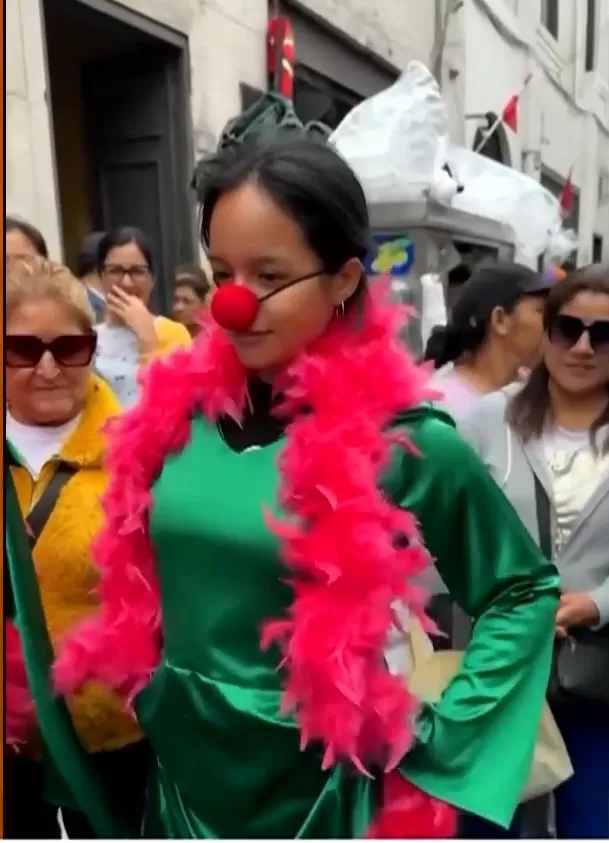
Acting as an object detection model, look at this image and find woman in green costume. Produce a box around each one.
[53,136,560,838]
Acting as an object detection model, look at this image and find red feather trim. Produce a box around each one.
[367,773,457,838]
[5,620,35,747]
[54,284,435,780]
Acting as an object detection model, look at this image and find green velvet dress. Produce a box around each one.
[132,404,559,838]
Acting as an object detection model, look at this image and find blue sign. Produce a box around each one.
[365,234,415,277]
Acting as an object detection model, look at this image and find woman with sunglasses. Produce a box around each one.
[53,136,559,838]
[94,227,192,408]
[459,265,609,839]
[4,256,150,838]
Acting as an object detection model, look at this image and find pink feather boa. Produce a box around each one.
[5,620,35,747]
[54,287,455,836]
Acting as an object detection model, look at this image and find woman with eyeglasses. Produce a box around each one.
[94,227,191,407]
[459,265,609,839]
[4,256,150,838]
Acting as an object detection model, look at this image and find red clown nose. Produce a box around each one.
[210,284,260,333]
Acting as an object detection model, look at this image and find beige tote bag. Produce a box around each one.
[406,618,573,802]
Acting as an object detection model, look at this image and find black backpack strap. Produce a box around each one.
[26,463,78,548]
[4,452,77,615]
[533,474,553,560]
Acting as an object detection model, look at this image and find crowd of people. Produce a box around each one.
[4,134,608,840]
[6,216,211,374]
[425,260,609,839]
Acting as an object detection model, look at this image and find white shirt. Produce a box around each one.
[543,425,609,554]
[6,412,81,478]
[430,365,483,423]
[94,322,141,409]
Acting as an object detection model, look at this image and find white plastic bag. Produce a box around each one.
[446,145,578,265]
[331,61,449,204]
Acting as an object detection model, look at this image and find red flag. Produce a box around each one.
[559,168,574,216]
[501,94,519,132]
[500,73,532,133]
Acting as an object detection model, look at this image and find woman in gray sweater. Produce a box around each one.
[459,264,609,839]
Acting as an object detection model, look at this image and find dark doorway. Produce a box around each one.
[293,66,361,130]
[43,0,195,314]
[240,70,360,132]
[472,112,512,166]
[280,0,396,131]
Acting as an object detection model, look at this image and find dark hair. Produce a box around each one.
[424,261,546,369]
[75,231,106,278]
[6,216,48,258]
[96,226,154,274]
[192,135,371,309]
[507,263,609,450]
[174,264,210,299]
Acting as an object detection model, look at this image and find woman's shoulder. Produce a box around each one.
[89,373,121,414]
[389,404,485,485]
[58,376,120,469]
[154,315,192,349]
[456,384,523,465]
[460,384,519,429]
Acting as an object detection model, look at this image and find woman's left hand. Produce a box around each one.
[107,286,158,354]
[556,592,600,629]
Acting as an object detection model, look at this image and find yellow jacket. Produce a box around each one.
[139,315,192,364]
[9,376,142,754]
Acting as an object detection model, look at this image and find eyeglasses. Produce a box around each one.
[549,314,609,352]
[6,334,97,368]
[102,264,150,284]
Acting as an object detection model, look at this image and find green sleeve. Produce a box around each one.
[4,459,128,837]
[5,441,24,621]
[385,413,559,828]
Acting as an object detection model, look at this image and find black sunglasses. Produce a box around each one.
[6,334,97,368]
[549,314,609,352]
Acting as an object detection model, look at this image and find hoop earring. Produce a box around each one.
[336,301,345,317]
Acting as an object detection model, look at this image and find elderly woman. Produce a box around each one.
[4,256,150,839]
